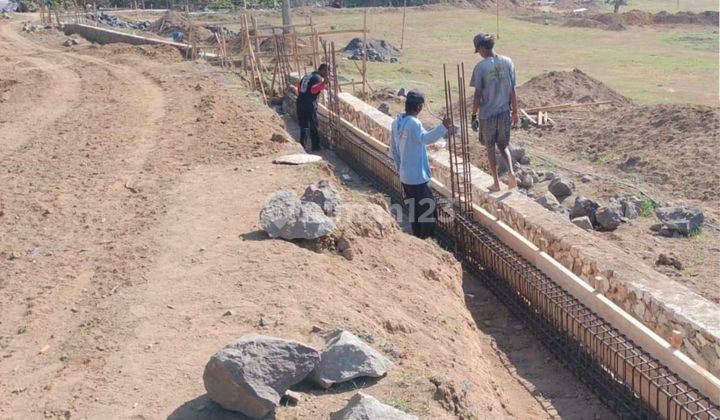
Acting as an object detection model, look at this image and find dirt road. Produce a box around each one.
[0,19,612,418]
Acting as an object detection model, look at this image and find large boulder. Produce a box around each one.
[259,189,336,240]
[203,334,320,419]
[302,180,342,217]
[548,177,575,200]
[330,393,418,420]
[309,330,392,389]
[535,192,562,213]
[655,205,704,236]
[595,206,622,231]
[569,196,600,224]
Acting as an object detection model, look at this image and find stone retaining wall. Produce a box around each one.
[328,91,720,377]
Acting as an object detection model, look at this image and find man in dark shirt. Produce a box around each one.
[295,64,329,151]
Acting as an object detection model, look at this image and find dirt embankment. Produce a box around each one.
[520,9,719,30]
[1,21,612,419]
[561,103,719,202]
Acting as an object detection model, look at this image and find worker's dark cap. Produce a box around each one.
[473,33,494,51]
[405,90,425,105]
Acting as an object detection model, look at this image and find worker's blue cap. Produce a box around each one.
[406,90,425,105]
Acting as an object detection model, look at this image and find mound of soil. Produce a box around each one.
[654,10,719,25]
[577,10,718,30]
[564,16,621,30]
[517,68,632,108]
[86,43,185,63]
[562,104,719,202]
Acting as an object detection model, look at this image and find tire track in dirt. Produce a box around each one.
[0,23,82,158]
[0,22,166,418]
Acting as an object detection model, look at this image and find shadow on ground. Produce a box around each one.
[460,269,616,419]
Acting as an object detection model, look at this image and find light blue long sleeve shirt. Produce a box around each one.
[390,114,448,185]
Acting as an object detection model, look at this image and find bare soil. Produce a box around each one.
[0,18,612,419]
[517,9,719,30]
[516,68,633,108]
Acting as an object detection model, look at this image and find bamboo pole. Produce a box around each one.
[400,0,406,50]
[362,10,368,99]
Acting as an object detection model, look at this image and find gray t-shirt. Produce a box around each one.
[469,54,516,119]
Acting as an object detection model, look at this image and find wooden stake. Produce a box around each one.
[400,0,407,50]
[362,10,368,99]
[496,0,500,39]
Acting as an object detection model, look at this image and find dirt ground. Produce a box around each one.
[0,18,613,419]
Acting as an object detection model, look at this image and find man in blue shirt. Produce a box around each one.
[390,90,451,239]
[469,33,519,192]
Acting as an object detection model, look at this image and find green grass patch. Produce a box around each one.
[689,228,709,241]
[638,199,655,217]
[663,32,719,52]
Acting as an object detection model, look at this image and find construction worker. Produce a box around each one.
[295,64,329,151]
[390,90,452,239]
[469,33,519,191]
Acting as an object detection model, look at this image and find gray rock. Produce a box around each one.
[273,154,323,165]
[572,216,593,231]
[377,103,390,116]
[595,206,622,231]
[535,193,562,212]
[396,87,406,97]
[580,174,593,183]
[519,155,531,165]
[548,177,575,200]
[309,330,392,389]
[302,180,341,217]
[518,172,534,189]
[569,196,600,224]
[259,189,336,240]
[655,205,704,236]
[621,199,638,219]
[203,334,320,419]
[330,393,418,420]
[543,172,556,181]
[508,144,526,163]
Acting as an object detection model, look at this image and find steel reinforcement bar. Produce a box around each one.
[318,106,720,419]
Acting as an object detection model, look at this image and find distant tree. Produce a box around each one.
[605,0,627,13]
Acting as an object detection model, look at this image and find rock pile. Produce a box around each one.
[203,331,404,418]
[95,12,151,30]
[343,38,401,63]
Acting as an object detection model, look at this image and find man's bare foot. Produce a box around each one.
[507,174,518,189]
[488,183,501,192]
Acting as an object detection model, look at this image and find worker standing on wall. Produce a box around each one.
[295,64,329,152]
[390,90,452,239]
[469,33,519,192]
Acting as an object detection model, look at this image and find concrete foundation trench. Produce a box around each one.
[282,80,720,418]
[62,23,720,419]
